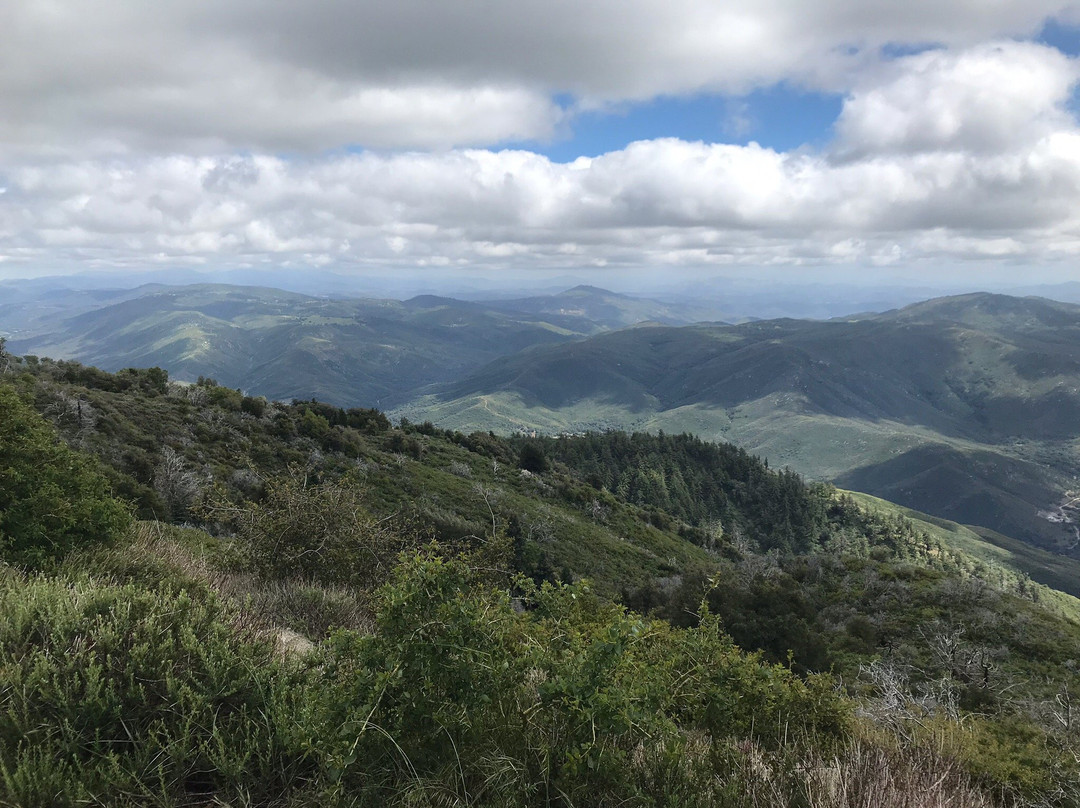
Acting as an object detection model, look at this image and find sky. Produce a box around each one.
[2,1,1080,286]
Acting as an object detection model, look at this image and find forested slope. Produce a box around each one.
[398,293,1080,560]
[2,353,1080,805]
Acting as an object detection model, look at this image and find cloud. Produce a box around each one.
[5,120,1080,271]
[2,5,1080,274]
[0,0,1075,154]
[837,41,1079,155]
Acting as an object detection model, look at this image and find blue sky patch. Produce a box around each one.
[518,85,844,162]
[1037,18,1080,56]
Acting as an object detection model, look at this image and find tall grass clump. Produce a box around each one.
[206,470,409,587]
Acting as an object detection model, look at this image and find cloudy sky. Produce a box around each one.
[2,1,1080,282]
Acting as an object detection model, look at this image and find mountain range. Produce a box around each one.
[397,293,1080,558]
[5,283,715,408]
[7,281,1080,569]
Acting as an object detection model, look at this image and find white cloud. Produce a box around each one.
[0,0,1075,154]
[837,41,1079,155]
[5,110,1080,271]
[2,5,1080,273]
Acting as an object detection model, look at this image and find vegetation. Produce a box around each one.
[0,534,1007,808]
[0,385,129,567]
[2,356,1080,805]
[6,283,710,412]
[396,293,1080,561]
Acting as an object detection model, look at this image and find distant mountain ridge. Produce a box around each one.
[476,284,726,329]
[4,282,718,408]
[396,293,1080,558]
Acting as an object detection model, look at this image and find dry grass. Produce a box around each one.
[627,732,997,808]
[792,742,995,808]
[93,521,375,648]
[712,738,997,808]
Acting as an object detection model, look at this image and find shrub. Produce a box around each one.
[241,395,267,417]
[0,385,131,567]
[209,471,409,586]
[314,547,851,806]
[299,409,331,441]
[0,574,306,806]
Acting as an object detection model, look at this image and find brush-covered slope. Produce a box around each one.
[5,356,1080,804]
[397,293,1080,557]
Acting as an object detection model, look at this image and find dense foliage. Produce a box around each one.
[0,543,856,807]
[0,570,302,806]
[2,356,1080,804]
[0,384,130,566]
[527,431,898,553]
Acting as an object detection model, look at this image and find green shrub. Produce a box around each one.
[313,546,851,806]
[0,385,131,567]
[0,574,306,806]
[241,394,267,417]
[210,471,409,586]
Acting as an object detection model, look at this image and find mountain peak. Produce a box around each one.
[559,284,619,297]
[880,291,1080,329]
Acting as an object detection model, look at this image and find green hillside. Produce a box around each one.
[5,284,590,408]
[846,490,1080,602]
[4,283,720,410]
[396,293,1080,560]
[4,355,1080,803]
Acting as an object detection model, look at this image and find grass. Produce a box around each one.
[78,521,375,643]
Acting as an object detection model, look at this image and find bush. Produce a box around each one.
[313,547,851,806]
[241,395,267,417]
[0,385,131,567]
[0,574,305,806]
[209,471,409,586]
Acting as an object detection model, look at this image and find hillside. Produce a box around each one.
[478,284,725,329]
[6,284,587,408]
[2,282,725,409]
[3,356,1080,804]
[396,293,1080,560]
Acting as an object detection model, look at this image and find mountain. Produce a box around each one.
[13,282,1080,562]
[4,284,602,408]
[477,284,726,329]
[3,282,727,409]
[395,293,1080,558]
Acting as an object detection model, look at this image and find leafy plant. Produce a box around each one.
[207,470,409,586]
[0,385,130,567]
[0,573,307,806]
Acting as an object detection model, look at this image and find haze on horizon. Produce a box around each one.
[1,1,1080,290]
